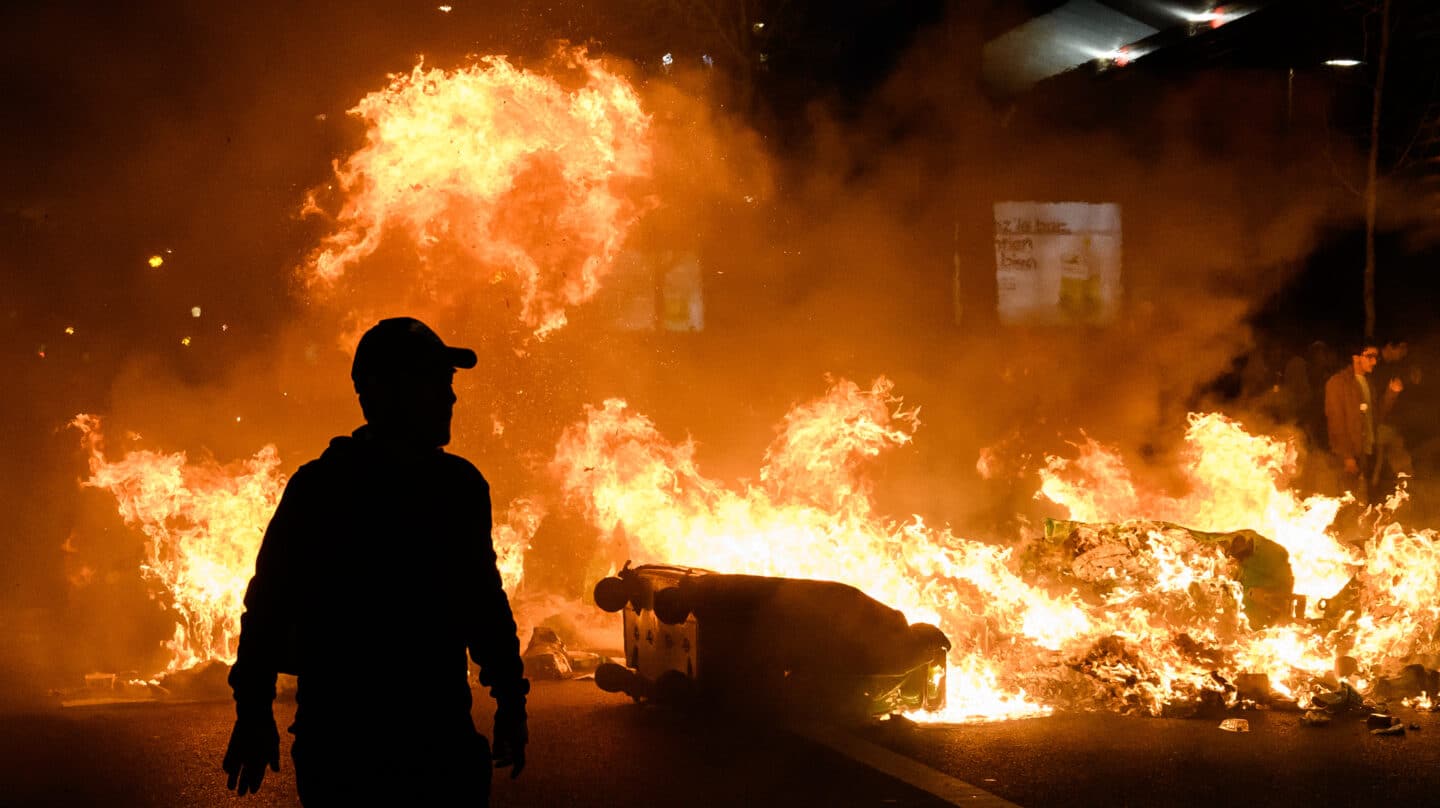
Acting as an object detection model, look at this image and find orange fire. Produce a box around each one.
[72,415,536,676]
[302,48,653,338]
[66,30,1440,721]
[72,415,287,674]
[77,374,1440,717]
[552,380,1440,720]
[1039,413,1355,601]
[551,378,1064,720]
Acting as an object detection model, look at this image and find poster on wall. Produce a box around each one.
[993,201,1122,326]
[606,251,705,332]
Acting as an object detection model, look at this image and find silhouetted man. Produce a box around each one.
[222,317,528,805]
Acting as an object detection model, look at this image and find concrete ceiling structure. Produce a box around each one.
[981,1,1270,97]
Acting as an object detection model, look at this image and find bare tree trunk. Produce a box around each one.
[1364,0,1391,339]
[737,1,754,113]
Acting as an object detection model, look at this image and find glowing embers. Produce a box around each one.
[302,48,654,338]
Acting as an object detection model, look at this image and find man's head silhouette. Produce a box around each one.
[351,317,477,448]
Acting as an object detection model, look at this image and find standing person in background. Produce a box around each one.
[222,317,529,806]
[1303,341,1339,449]
[1374,336,1419,489]
[1279,348,1312,430]
[1325,340,1401,503]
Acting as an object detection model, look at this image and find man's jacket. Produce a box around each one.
[228,426,527,734]
[1324,368,1397,462]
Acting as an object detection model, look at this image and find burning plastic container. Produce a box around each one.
[591,563,949,721]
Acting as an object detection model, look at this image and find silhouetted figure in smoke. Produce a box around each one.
[222,317,528,805]
[1375,336,1419,484]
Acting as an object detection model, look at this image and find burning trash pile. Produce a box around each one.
[70,375,1440,724]
[551,380,1440,723]
[1012,516,1437,723]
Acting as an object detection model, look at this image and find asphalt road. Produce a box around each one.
[8,680,1438,807]
[862,706,1440,808]
[0,680,956,807]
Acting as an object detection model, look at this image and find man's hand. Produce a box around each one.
[492,703,528,779]
[1344,456,1360,475]
[222,711,280,796]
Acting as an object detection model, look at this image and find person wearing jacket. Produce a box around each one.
[222,317,528,806]
[1325,340,1402,502]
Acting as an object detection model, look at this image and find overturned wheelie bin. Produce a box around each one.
[592,563,949,721]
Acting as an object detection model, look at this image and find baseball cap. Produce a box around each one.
[351,317,477,391]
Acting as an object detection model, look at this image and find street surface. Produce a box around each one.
[863,706,1440,807]
[5,680,1440,806]
[0,680,954,807]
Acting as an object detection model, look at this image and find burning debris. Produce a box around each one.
[67,357,1440,728]
[553,381,1440,722]
[520,626,610,680]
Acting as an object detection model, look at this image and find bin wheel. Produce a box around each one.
[593,577,629,613]
[654,669,695,705]
[653,586,691,625]
[595,662,639,695]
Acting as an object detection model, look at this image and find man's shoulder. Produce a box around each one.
[286,435,363,486]
[437,451,489,488]
[293,442,349,477]
[276,455,340,500]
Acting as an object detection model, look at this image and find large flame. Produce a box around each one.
[72,415,286,674]
[552,379,1440,720]
[74,381,1440,718]
[303,48,653,337]
[551,378,1061,721]
[1039,413,1354,600]
[73,415,536,675]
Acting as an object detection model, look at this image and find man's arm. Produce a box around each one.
[466,474,527,700]
[229,468,312,708]
[223,468,313,795]
[1324,375,1356,461]
[465,472,529,778]
[1379,378,1401,421]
